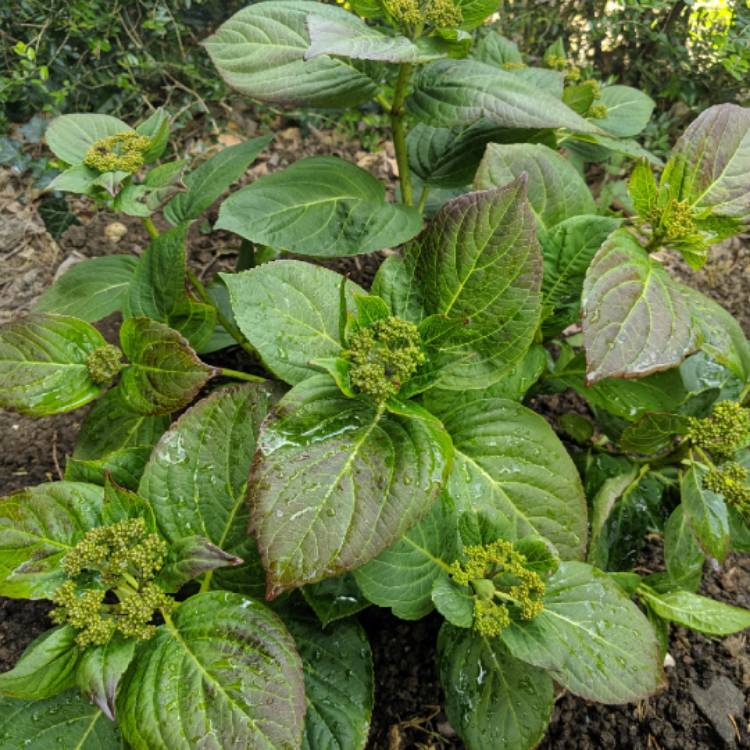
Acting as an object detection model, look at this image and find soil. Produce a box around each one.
[2,114,750,749]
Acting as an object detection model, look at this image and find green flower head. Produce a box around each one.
[86,344,123,385]
[83,132,151,174]
[703,462,750,513]
[688,401,750,459]
[344,316,425,402]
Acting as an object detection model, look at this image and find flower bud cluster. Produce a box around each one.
[449,539,545,638]
[345,316,425,402]
[83,132,151,174]
[85,344,123,385]
[688,401,750,459]
[52,519,174,648]
[703,461,750,514]
[383,0,462,29]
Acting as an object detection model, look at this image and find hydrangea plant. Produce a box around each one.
[1,2,750,748]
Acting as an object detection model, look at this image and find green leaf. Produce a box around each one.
[251,376,452,597]
[435,397,588,560]
[204,1,378,108]
[135,108,170,163]
[156,536,243,592]
[140,383,280,596]
[0,482,103,598]
[638,587,750,636]
[285,613,373,750]
[143,160,185,189]
[0,690,122,749]
[34,255,138,322]
[46,163,99,193]
[619,412,689,454]
[456,0,499,29]
[474,143,595,229]
[164,136,271,224]
[588,467,639,568]
[402,178,543,389]
[438,625,554,750]
[76,635,136,720]
[664,505,705,592]
[0,626,79,700]
[629,160,658,217]
[408,59,602,133]
[431,576,473,627]
[681,463,730,562]
[472,31,523,67]
[101,477,157,530]
[370,254,426,323]
[216,156,422,258]
[501,561,664,703]
[582,229,697,383]
[565,132,664,167]
[0,313,107,416]
[301,574,370,627]
[117,317,216,415]
[45,113,130,165]
[117,592,305,750]
[124,224,215,349]
[65,388,170,490]
[595,85,655,138]
[354,495,458,620]
[222,260,364,385]
[662,103,750,219]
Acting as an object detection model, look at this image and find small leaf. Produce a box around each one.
[582,229,697,383]
[595,85,655,138]
[301,574,370,627]
[216,156,422,258]
[46,164,99,194]
[431,576,473,628]
[117,317,216,416]
[472,31,523,67]
[117,592,305,750]
[0,482,103,599]
[680,463,730,562]
[34,255,138,322]
[76,635,136,720]
[664,505,704,592]
[438,625,554,750]
[222,260,365,385]
[620,412,689,454]
[45,114,130,165]
[135,108,170,162]
[0,313,107,416]
[501,561,664,703]
[164,135,271,224]
[156,536,243,592]
[629,160,658,217]
[0,626,79,700]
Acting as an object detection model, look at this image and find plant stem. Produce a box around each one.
[143,216,159,239]
[390,63,414,207]
[417,184,430,214]
[219,367,266,383]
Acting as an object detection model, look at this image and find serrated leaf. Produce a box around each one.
[0,313,107,416]
[301,574,370,627]
[0,626,79,700]
[471,31,523,66]
[65,388,170,490]
[619,412,689,454]
[664,505,704,592]
[222,260,364,386]
[400,179,543,389]
[216,156,422,258]
[434,397,588,560]
[140,383,280,596]
[370,254,426,323]
[431,576,473,627]
[164,135,271,224]
[117,592,305,750]
[474,143,595,228]
[117,317,215,415]
[438,625,554,750]
[251,376,452,597]
[681,463,730,562]
[204,1,378,108]
[156,536,243,593]
[638,587,750,635]
[581,229,697,383]
[34,256,138,322]
[285,613,373,750]
[501,561,664,703]
[76,635,136,720]
[45,114,131,165]
[565,132,664,166]
[124,224,215,349]
[0,690,122,749]
[354,495,458,619]
[595,85,655,138]
[0,482,103,599]
[408,59,602,133]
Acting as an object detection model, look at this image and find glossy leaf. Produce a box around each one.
[0,313,107,416]
[474,143,595,228]
[222,260,364,385]
[501,561,664,703]
[216,156,422,258]
[164,135,272,224]
[680,463,730,562]
[285,613,373,750]
[140,383,280,596]
[204,1,378,108]
[156,536,243,592]
[45,113,130,165]
[76,635,136,720]
[301,574,370,627]
[663,505,704,592]
[438,625,554,750]
[251,376,452,597]
[118,317,216,415]
[595,85,655,138]
[435,397,588,560]
[582,229,697,383]
[117,592,305,750]
[0,482,103,599]
[34,255,138,322]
